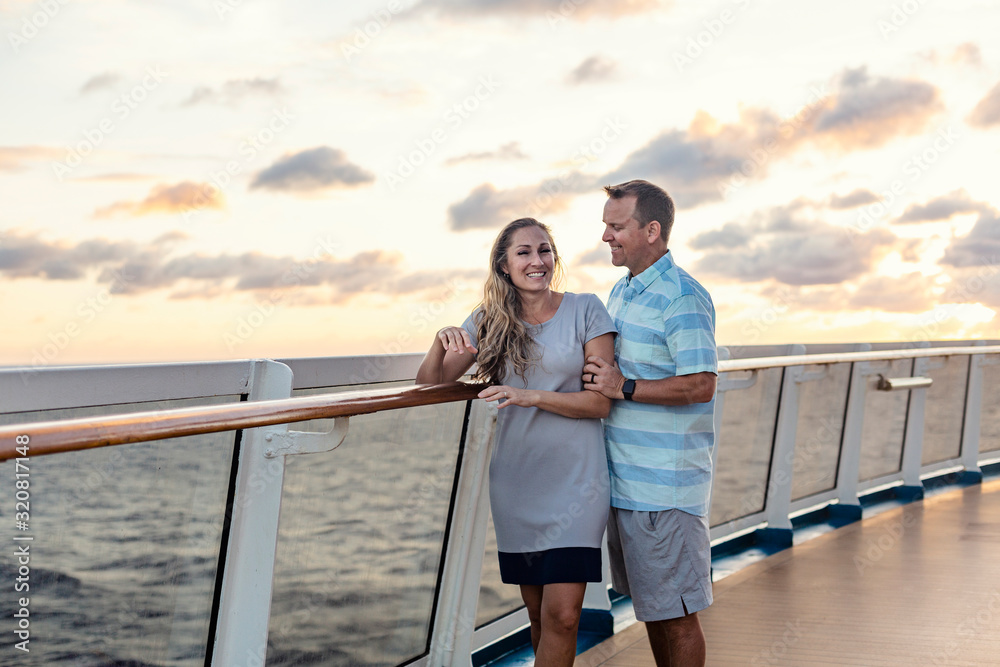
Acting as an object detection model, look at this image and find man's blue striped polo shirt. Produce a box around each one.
[605,250,718,517]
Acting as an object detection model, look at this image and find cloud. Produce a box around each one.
[940,207,1000,268]
[462,99,806,212]
[760,273,943,314]
[448,67,943,215]
[896,238,923,263]
[968,81,1000,129]
[920,42,983,67]
[93,181,225,218]
[110,250,482,304]
[806,67,942,150]
[250,147,374,192]
[0,232,140,280]
[950,42,982,66]
[828,188,878,210]
[692,202,897,285]
[107,249,402,296]
[182,87,215,107]
[567,55,618,85]
[80,72,121,95]
[0,231,478,304]
[688,222,753,250]
[847,273,940,312]
[181,77,283,106]
[74,172,154,182]
[0,145,63,171]
[602,107,788,207]
[447,178,579,230]
[896,189,986,223]
[603,67,942,204]
[449,107,789,215]
[943,269,1000,309]
[573,244,610,267]
[444,141,528,166]
[407,0,657,19]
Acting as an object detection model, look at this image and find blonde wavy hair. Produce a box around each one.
[472,218,565,385]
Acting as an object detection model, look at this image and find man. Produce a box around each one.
[583,179,717,667]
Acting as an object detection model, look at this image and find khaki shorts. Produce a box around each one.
[607,507,713,621]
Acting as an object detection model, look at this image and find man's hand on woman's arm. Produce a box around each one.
[584,355,716,406]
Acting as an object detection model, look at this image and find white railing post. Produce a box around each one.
[582,532,612,616]
[707,346,732,519]
[960,341,987,482]
[712,348,761,521]
[428,400,497,667]
[211,359,294,667]
[899,342,931,498]
[833,343,872,523]
[760,345,827,546]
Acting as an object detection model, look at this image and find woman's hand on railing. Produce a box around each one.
[415,327,477,385]
[436,327,477,355]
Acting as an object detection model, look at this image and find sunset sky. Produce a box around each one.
[2,0,999,368]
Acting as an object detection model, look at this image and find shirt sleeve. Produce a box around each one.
[663,293,717,376]
[582,293,617,343]
[461,310,479,348]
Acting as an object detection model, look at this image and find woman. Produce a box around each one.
[416,218,615,666]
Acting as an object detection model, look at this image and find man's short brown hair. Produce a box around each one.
[604,180,675,244]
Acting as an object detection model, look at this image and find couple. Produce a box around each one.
[416,179,717,667]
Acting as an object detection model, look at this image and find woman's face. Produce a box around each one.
[502,226,555,294]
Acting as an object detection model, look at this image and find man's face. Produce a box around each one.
[602,195,650,275]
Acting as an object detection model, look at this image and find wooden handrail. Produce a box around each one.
[0,382,484,461]
[2,345,997,462]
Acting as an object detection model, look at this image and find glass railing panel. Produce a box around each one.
[0,396,239,667]
[475,511,524,628]
[921,356,969,464]
[790,362,851,501]
[709,368,783,527]
[858,359,913,481]
[266,387,466,667]
[981,362,1000,455]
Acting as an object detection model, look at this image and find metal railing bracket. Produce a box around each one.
[876,375,933,391]
[262,416,350,457]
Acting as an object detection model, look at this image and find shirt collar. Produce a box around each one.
[626,251,674,294]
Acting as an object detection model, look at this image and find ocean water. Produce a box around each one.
[709,367,784,525]
[265,400,467,666]
[0,397,238,667]
[922,355,971,464]
[975,361,1000,455]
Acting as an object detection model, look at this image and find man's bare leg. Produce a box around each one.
[645,611,706,667]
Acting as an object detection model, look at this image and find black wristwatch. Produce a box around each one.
[622,379,636,401]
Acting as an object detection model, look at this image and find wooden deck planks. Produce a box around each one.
[577,480,1000,666]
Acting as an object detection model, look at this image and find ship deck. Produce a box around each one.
[577,478,1000,666]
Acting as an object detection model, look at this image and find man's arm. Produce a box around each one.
[583,356,715,406]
